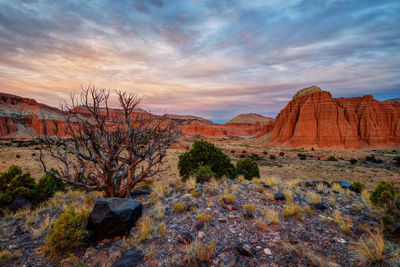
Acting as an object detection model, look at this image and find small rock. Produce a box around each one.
[178,232,193,244]
[196,222,204,230]
[7,196,31,211]
[263,248,272,255]
[274,193,286,201]
[111,249,144,267]
[198,231,205,239]
[243,211,254,218]
[223,205,238,211]
[334,180,351,189]
[236,243,254,257]
[129,190,150,197]
[312,203,328,211]
[263,184,271,189]
[218,217,227,223]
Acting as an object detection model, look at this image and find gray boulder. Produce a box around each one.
[111,249,144,267]
[87,198,142,240]
[7,196,31,211]
[334,180,351,189]
[274,193,286,201]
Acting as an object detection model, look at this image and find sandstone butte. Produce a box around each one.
[268,86,400,149]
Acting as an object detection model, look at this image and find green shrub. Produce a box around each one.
[0,193,12,206]
[242,150,247,154]
[366,155,383,163]
[327,156,337,161]
[297,153,306,160]
[236,158,260,180]
[279,152,284,156]
[370,181,398,208]
[190,164,215,183]
[0,165,65,208]
[350,182,365,193]
[269,155,276,160]
[380,197,400,233]
[37,169,65,201]
[349,158,358,165]
[393,156,400,167]
[44,207,86,256]
[249,153,262,161]
[0,165,22,185]
[263,151,268,155]
[178,141,237,180]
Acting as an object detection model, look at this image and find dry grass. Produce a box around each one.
[350,227,388,266]
[263,208,279,224]
[316,183,330,193]
[307,191,321,204]
[191,189,202,197]
[221,192,236,204]
[207,200,214,207]
[158,222,166,236]
[210,178,219,191]
[305,205,314,216]
[185,240,215,263]
[330,197,336,206]
[153,202,165,220]
[154,182,166,199]
[264,191,274,201]
[332,183,343,193]
[333,210,352,232]
[172,202,188,213]
[242,204,255,213]
[232,183,239,193]
[197,212,212,223]
[195,241,215,262]
[287,178,301,189]
[0,249,11,263]
[283,203,302,218]
[31,214,51,239]
[283,243,338,267]
[186,176,197,191]
[137,215,153,242]
[282,188,294,202]
[262,176,281,187]
[254,219,267,231]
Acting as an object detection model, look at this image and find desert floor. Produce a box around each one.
[1,139,399,191]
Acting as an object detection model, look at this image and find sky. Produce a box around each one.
[0,0,399,123]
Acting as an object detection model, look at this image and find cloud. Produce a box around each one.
[0,0,399,122]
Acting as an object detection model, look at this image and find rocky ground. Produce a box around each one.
[1,176,399,267]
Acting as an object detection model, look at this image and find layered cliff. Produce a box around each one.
[269,86,400,149]
[0,93,272,140]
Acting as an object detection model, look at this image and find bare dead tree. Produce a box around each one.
[37,85,179,197]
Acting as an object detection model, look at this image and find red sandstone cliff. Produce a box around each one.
[0,93,272,140]
[268,86,400,149]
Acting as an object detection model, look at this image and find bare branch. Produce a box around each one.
[37,85,179,197]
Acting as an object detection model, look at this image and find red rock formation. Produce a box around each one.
[269,86,400,149]
[0,92,273,140]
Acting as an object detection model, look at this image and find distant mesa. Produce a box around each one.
[226,113,274,124]
[0,87,399,150]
